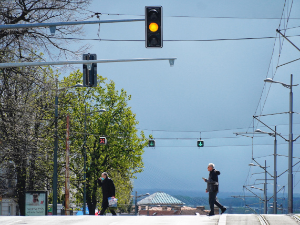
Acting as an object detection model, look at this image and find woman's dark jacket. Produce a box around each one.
[205,169,220,193]
[98,177,115,199]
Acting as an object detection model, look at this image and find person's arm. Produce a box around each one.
[111,180,116,197]
[207,172,218,184]
[97,178,103,187]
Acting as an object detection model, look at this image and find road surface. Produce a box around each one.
[1,214,300,225]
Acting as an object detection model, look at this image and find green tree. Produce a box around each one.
[56,70,147,215]
[0,53,57,215]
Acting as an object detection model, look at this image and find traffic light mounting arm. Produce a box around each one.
[0,57,177,68]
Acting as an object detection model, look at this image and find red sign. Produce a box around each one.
[99,137,107,145]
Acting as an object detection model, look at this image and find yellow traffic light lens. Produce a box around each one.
[149,23,159,32]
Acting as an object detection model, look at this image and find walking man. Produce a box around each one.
[97,172,117,215]
[203,163,226,216]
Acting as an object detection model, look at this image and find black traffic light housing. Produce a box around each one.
[197,140,204,147]
[145,6,163,48]
[99,137,107,145]
[83,53,97,87]
[149,139,155,147]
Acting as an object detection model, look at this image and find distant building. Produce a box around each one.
[0,161,18,215]
[137,191,219,216]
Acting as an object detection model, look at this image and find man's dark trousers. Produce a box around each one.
[209,192,224,214]
[99,199,116,215]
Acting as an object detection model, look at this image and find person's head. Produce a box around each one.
[207,163,215,171]
[101,172,108,179]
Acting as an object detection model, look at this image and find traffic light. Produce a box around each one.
[83,53,97,87]
[197,140,204,147]
[99,137,107,145]
[145,6,163,48]
[149,139,155,147]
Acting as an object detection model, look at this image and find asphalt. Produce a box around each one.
[0,215,220,225]
[263,214,299,225]
[0,214,300,225]
[225,214,261,225]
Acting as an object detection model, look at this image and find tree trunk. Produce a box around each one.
[86,173,98,215]
[16,165,27,216]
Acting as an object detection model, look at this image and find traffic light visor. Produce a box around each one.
[149,23,159,32]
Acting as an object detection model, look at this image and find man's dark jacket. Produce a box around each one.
[97,177,115,207]
[206,169,220,193]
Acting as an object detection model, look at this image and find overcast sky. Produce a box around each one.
[56,0,300,197]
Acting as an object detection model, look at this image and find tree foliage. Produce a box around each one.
[0,0,147,216]
[56,70,147,214]
[0,0,93,216]
[0,56,57,215]
[0,0,91,61]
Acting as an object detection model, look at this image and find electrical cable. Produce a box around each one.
[87,11,300,20]
[249,0,287,126]
[146,143,300,148]
[256,0,293,120]
[48,35,300,42]
[242,1,298,201]
[137,121,300,134]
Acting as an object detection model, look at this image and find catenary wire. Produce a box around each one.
[87,11,300,20]
[49,35,300,42]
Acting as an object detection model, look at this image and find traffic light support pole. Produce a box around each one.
[53,80,58,215]
[83,105,87,215]
[274,126,277,214]
[0,58,177,68]
[288,74,294,214]
[0,19,144,32]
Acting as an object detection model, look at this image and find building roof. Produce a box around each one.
[137,192,185,206]
[139,210,181,216]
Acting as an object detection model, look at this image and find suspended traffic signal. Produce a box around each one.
[149,140,155,147]
[145,6,163,48]
[197,140,204,147]
[83,53,97,87]
[99,137,107,145]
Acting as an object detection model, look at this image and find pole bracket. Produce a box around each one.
[49,26,56,36]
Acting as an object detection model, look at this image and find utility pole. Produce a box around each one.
[52,81,83,215]
[274,126,277,214]
[65,115,70,215]
[261,73,299,214]
[275,29,299,213]
[83,105,87,215]
[264,160,267,214]
[135,191,138,216]
[53,79,58,215]
[288,74,294,213]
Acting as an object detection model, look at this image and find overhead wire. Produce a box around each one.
[249,0,288,134]
[243,0,297,200]
[146,143,300,148]
[87,11,300,20]
[137,121,300,134]
[256,0,294,120]
[49,35,300,42]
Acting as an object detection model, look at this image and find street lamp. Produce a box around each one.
[249,160,268,214]
[255,127,278,214]
[250,186,264,191]
[264,74,299,213]
[53,82,83,215]
[134,192,150,215]
[83,106,106,215]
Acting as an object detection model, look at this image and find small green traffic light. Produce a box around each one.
[197,140,204,147]
[149,140,155,147]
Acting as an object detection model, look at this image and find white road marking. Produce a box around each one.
[218,214,227,225]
